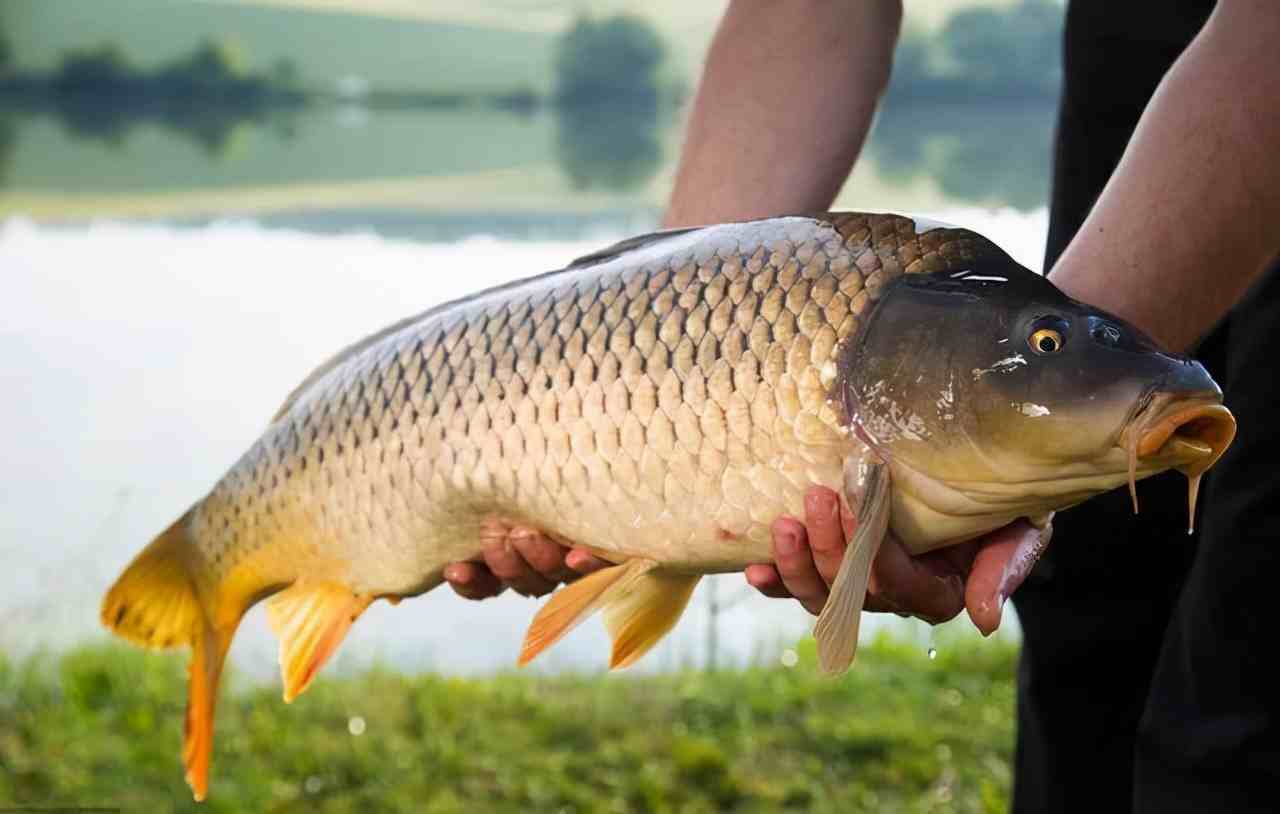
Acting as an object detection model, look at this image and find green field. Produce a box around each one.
[1,0,557,94]
[1,637,1016,812]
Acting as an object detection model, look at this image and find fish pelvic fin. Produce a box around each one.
[604,572,700,669]
[266,581,373,703]
[100,511,240,801]
[814,454,891,675]
[518,559,656,667]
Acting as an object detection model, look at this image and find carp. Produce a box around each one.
[100,212,1235,798]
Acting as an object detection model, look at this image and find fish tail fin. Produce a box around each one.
[100,512,203,651]
[183,619,233,801]
[100,511,237,801]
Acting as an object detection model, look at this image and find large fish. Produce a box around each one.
[101,212,1234,799]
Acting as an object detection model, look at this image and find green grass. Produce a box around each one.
[0,636,1016,812]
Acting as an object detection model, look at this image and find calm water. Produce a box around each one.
[0,100,1054,676]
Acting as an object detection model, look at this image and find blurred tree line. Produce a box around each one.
[889,0,1062,102]
[0,4,1064,202]
[554,15,672,193]
[42,37,302,102]
[0,30,305,157]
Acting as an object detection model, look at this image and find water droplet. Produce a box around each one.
[347,715,366,736]
[927,647,937,660]
[779,648,799,667]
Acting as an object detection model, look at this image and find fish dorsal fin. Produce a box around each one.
[566,226,702,270]
[813,453,891,674]
[519,559,656,666]
[266,581,373,702]
[603,571,700,668]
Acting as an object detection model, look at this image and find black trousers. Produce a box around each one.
[1012,2,1280,811]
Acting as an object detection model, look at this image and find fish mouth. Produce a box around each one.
[1121,392,1236,531]
[1135,397,1236,474]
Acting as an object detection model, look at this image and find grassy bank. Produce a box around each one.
[0,637,1015,812]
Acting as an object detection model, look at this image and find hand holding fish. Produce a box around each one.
[445,485,1051,635]
[443,528,609,599]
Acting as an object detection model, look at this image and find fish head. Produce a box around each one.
[842,254,1235,551]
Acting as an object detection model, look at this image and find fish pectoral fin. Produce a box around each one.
[266,581,373,703]
[813,454,892,675]
[518,559,656,666]
[604,572,701,669]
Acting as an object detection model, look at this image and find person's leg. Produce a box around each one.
[1012,3,1215,810]
[1133,269,1280,814]
[1012,487,1198,812]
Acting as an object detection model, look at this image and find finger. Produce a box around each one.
[482,541,558,597]
[771,516,829,616]
[745,563,792,598]
[866,536,965,624]
[803,486,849,587]
[565,548,611,576]
[508,527,577,582]
[965,517,1053,636]
[444,561,506,600]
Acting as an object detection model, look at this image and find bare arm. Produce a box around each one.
[1051,0,1280,350]
[662,0,902,227]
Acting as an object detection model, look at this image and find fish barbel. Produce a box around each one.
[101,212,1235,799]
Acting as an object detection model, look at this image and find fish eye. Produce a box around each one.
[1027,317,1068,355]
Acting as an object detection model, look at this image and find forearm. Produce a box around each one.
[1049,0,1280,351]
[663,0,902,228]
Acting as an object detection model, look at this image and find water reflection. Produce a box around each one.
[556,101,663,193]
[0,116,13,185]
[0,97,1057,228]
[869,102,1056,212]
[30,93,300,158]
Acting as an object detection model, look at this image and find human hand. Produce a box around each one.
[744,485,1051,634]
[443,520,610,599]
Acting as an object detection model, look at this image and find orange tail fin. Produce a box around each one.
[101,512,238,802]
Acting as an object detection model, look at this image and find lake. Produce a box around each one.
[0,99,1055,677]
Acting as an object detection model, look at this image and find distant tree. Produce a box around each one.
[54,44,135,91]
[941,0,1061,96]
[555,15,665,105]
[160,37,254,94]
